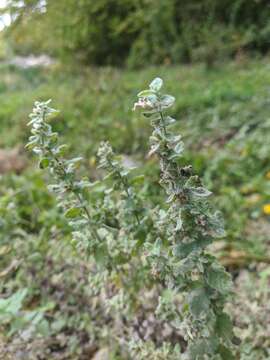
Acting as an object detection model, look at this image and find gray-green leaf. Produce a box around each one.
[206,264,232,294]
[215,312,233,342]
[149,77,163,91]
[190,187,212,198]
[188,287,210,318]
[160,94,175,108]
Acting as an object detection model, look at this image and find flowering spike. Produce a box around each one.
[134,78,236,359]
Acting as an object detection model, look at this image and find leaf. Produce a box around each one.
[175,237,212,260]
[206,264,232,294]
[39,158,50,169]
[147,94,158,105]
[164,116,176,125]
[174,141,184,154]
[148,143,160,156]
[130,175,145,185]
[160,94,175,108]
[173,241,198,259]
[151,238,162,256]
[218,344,235,360]
[8,317,26,336]
[188,287,210,318]
[175,216,183,231]
[25,140,37,150]
[52,318,66,332]
[137,89,156,97]
[210,211,226,238]
[36,319,50,336]
[64,207,82,219]
[188,339,211,360]
[94,244,108,267]
[55,144,69,156]
[189,187,212,198]
[215,312,233,341]
[0,289,27,315]
[149,77,163,91]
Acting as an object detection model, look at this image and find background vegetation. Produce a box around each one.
[1,0,270,359]
[4,0,270,67]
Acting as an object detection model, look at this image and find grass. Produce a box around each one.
[1,59,270,358]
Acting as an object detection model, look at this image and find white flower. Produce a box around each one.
[132,97,153,111]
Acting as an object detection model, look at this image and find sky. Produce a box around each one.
[0,0,11,31]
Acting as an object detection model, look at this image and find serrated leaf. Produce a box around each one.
[188,287,210,318]
[190,187,212,198]
[64,207,82,219]
[188,339,212,359]
[210,211,226,238]
[94,244,108,267]
[215,312,233,341]
[160,94,175,108]
[206,264,232,294]
[173,241,198,259]
[164,116,176,125]
[149,77,163,91]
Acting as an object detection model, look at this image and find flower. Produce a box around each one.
[263,204,270,215]
[133,97,153,111]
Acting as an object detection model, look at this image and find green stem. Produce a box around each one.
[47,149,102,242]
[159,110,167,136]
[108,159,141,226]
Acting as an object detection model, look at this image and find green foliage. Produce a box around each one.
[26,79,236,358]
[1,61,270,358]
[1,61,270,255]
[134,78,235,359]
[0,289,50,337]
[0,170,105,358]
[4,0,270,66]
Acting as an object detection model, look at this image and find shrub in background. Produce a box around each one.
[4,0,270,67]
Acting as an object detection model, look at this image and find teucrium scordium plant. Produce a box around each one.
[134,77,236,359]
[26,79,237,359]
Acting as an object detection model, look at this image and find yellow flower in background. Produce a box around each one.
[266,171,270,180]
[89,156,96,166]
[263,204,270,215]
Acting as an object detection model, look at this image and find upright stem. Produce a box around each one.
[108,159,141,226]
[159,110,167,136]
[47,144,101,242]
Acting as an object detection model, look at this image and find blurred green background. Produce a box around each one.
[1,1,270,359]
[2,0,270,67]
